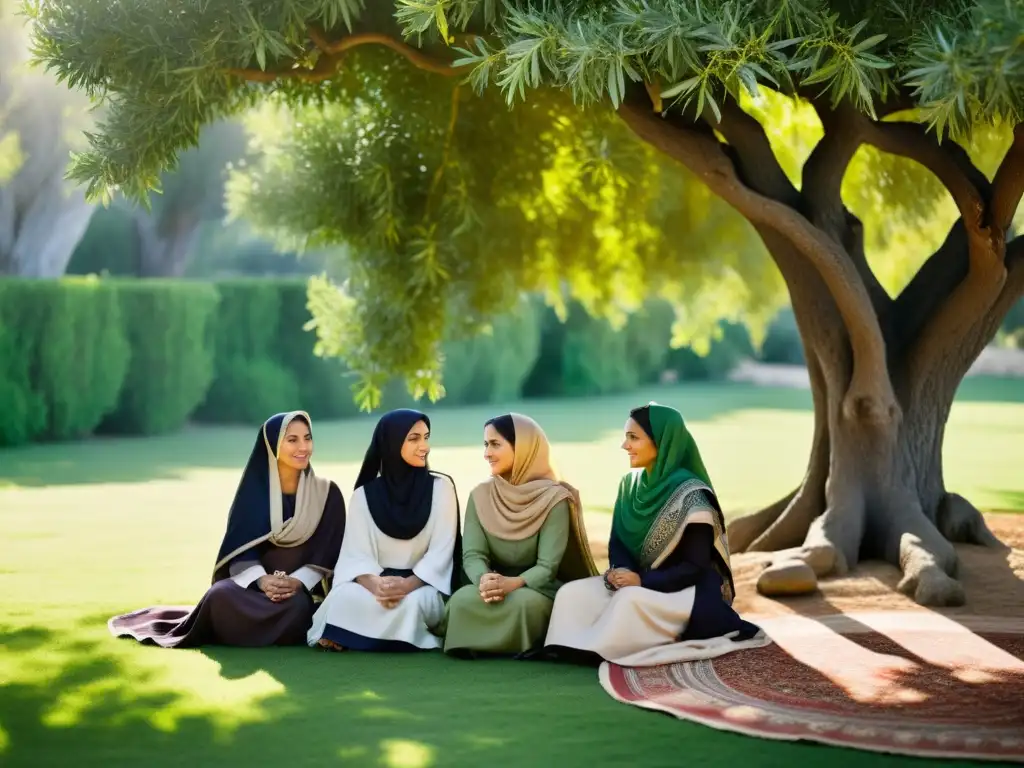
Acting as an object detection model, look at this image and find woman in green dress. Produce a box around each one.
[443,413,597,658]
[544,402,768,667]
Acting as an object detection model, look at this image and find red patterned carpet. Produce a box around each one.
[599,613,1024,761]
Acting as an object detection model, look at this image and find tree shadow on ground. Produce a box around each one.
[723,608,1024,748]
[1,612,945,768]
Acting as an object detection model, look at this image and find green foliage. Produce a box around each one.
[666,321,756,380]
[232,66,775,408]
[521,298,757,398]
[0,278,128,446]
[432,298,543,406]
[1002,298,1024,347]
[759,308,807,365]
[101,281,220,435]
[0,129,22,183]
[27,0,1024,410]
[196,278,361,424]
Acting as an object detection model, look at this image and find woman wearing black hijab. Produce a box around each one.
[308,409,462,652]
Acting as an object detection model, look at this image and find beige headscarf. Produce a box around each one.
[213,410,331,575]
[266,411,330,548]
[472,413,572,540]
[471,413,598,581]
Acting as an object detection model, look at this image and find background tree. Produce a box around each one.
[0,0,94,276]
[25,0,1024,606]
[67,121,248,278]
[130,121,247,277]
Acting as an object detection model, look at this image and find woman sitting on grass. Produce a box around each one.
[443,413,597,659]
[308,408,461,653]
[543,403,769,666]
[109,411,347,648]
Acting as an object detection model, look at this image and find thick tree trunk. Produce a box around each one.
[616,85,1021,607]
[0,176,95,277]
[727,234,1017,607]
[134,210,201,277]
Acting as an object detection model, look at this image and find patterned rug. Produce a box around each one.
[599,612,1024,762]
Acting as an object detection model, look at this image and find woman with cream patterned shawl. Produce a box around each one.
[544,403,769,667]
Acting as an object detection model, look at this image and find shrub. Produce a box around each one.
[101,281,219,434]
[0,278,128,445]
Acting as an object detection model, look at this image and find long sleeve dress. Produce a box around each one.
[544,490,767,666]
[307,476,459,651]
[443,497,570,656]
[109,483,347,647]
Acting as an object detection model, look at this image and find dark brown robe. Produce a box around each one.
[109,482,346,648]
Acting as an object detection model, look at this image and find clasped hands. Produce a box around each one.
[360,574,417,609]
[257,571,303,602]
[603,567,641,591]
[479,572,523,603]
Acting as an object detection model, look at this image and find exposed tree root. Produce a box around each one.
[890,504,966,607]
[938,492,1007,548]
[726,488,793,553]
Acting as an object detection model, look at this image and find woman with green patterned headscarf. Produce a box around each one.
[543,403,768,667]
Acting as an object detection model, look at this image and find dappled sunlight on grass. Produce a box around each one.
[361,706,425,721]
[0,382,1020,766]
[380,738,436,768]
[0,622,284,745]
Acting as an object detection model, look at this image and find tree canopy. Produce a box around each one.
[24,0,1023,407]
[25,0,1024,605]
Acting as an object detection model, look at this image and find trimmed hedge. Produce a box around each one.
[0,276,802,447]
[99,281,220,435]
[0,278,129,446]
[194,278,358,424]
[523,299,752,398]
[441,298,542,405]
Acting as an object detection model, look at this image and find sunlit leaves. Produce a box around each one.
[224,49,774,408]
[26,0,1024,408]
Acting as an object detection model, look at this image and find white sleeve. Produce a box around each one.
[330,488,383,584]
[290,566,323,592]
[411,477,458,595]
[230,563,267,589]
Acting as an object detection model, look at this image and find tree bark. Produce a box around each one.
[615,86,1024,606]
[1,16,95,277]
[133,210,202,277]
[725,236,1023,606]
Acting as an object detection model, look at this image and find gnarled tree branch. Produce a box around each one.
[898,124,1024,389]
[800,101,891,318]
[892,221,967,354]
[713,99,800,207]
[860,121,990,221]
[620,84,896,424]
[989,123,1024,231]
[224,31,463,82]
[801,101,863,231]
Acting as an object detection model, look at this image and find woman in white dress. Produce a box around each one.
[308,408,461,652]
[543,402,769,667]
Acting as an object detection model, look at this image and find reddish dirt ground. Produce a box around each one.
[590,513,1024,619]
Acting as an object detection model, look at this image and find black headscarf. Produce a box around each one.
[354,408,435,540]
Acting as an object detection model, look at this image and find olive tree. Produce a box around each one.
[26,0,1024,605]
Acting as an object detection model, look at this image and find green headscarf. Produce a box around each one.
[612,403,715,560]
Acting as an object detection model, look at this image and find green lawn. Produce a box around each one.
[1,379,1021,768]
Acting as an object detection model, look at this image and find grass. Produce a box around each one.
[0,379,1021,768]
